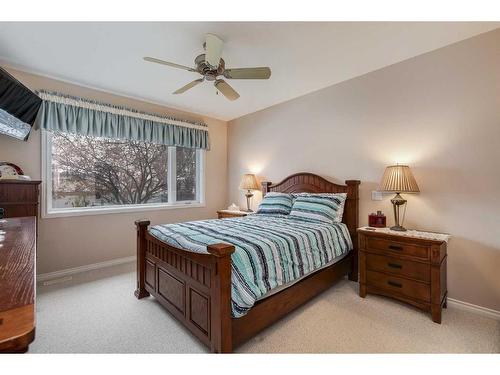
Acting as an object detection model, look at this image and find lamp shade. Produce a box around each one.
[239,173,259,190]
[380,165,420,193]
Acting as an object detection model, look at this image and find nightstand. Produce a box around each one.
[358,227,450,323]
[217,210,249,219]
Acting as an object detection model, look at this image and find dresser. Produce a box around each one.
[358,227,449,323]
[217,209,249,219]
[0,180,40,352]
[0,217,37,352]
[0,180,41,218]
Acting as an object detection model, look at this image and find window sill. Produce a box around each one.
[42,202,206,219]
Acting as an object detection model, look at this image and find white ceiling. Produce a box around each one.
[0,22,498,121]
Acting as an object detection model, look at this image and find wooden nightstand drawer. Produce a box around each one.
[366,270,430,302]
[217,210,248,219]
[366,253,430,282]
[366,237,429,259]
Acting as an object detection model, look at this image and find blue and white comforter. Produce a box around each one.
[149,214,352,317]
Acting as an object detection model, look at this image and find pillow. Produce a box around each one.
[256,192,293,215]
[289,193,347,223]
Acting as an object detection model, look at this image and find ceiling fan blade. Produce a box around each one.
[143,57,196,72]
[223,67,271,79]
[214,80,240,101]
[173,79,204,95]
[205,33,224,69]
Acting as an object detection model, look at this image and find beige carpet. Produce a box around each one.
[31,264,499,353]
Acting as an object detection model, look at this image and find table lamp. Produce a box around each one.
[380,165,420,231]
[239,173,259,212]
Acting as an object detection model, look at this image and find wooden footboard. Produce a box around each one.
[135,220,234,353]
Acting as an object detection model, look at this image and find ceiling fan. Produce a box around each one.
[143,33,271,101]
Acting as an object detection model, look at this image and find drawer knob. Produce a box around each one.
[387,280,402,288]
[387,262,402,269]
[388,245,403,251]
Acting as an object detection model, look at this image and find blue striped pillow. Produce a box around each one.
[256,192,293,215]
[289,193,347,223]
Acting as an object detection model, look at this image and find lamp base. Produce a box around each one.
[244,190,254,212]
[390,225,407,232]
[390,193,407,232]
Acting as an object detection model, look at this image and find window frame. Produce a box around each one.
[41,130,206,219]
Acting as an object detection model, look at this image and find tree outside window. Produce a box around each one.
[49,132,201,209]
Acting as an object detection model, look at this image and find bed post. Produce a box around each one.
[345,180,360,282]
[207,243,235,353]
[261,181,271,197]
[134,220,151,299]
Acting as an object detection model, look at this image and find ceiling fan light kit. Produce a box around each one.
[144,33,271,101]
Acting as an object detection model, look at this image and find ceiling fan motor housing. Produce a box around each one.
[195,54,225,81]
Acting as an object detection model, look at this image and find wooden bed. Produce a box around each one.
[134,172,360,353]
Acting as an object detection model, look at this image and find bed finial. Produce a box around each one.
[135,219,151,228]
[207,243,235,257]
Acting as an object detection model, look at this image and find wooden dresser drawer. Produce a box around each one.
[1,204,38,218]
[366,270,430,302]
[0,181,41,220]
[366,237,429,259]
[0,184,35,202]
[366,253,430,282]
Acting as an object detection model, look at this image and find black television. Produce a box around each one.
[0,67,42,141]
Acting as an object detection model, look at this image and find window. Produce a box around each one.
[42,131,205,217]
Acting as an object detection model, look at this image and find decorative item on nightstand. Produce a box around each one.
[368,211,386,228]
[239,173,259,212]
[380,165,419,231]
[227,203,240,211]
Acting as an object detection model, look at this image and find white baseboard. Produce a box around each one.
[37,256,136,282]
[36,256,500,321]
[447,298,500,321]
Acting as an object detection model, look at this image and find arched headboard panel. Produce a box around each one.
[261,172,360,246]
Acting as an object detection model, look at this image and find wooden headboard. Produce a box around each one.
[261,172,360,247]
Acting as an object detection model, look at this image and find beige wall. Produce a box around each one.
[0,68,228,275]
[228,29,500,311]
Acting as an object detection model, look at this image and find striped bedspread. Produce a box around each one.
[149,214,353,318]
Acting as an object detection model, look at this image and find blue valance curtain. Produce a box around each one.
[34,91,209,149]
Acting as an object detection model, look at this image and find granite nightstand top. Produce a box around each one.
[358,227,451,243]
